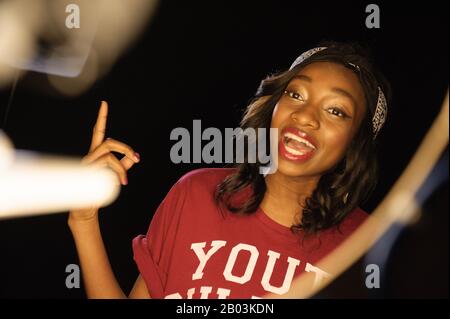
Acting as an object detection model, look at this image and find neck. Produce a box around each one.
[260,172,320,227]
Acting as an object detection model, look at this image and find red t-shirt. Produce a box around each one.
[132,168,368,299]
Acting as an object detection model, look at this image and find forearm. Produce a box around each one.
[68,212,127,299]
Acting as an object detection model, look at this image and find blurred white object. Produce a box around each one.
[0,131,14,171]
[0,0,158,94]
[0,131,120,219]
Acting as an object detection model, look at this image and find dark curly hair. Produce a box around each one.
[214,41,391,235]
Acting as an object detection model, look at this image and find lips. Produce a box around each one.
[278,127,318,162]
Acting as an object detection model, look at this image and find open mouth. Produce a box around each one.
[282,132,316,156]
[278,128,317,162]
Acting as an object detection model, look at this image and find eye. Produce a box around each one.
[284,89,304,101]
[327,107,349,118]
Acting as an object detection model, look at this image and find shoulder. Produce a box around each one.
[338,207,369,234]
[317,207,369,251]
[172,168,239,214]
[159,167,236,208]
[177,167,236,189]
[345,206,369,222]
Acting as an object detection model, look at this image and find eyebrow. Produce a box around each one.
[292,75,311,82]
[331,88,357,106]
[291,75,358,106]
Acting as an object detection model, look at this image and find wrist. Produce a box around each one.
[68,210,99,230]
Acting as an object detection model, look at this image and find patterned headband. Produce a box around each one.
[289,47,387,139]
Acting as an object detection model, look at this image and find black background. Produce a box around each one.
[0,1,448,298]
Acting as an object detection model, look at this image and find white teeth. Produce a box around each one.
[285,145,305,156]
[283,132,316,149]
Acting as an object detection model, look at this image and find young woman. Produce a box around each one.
[68,42,390,299]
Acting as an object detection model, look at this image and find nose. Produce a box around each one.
[291,103,320,130]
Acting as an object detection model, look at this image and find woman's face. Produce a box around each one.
[271,61,367,178]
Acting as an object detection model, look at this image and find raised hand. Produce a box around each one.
[69,101,140,221]
[82,101,140,185]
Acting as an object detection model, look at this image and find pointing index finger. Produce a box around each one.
[90,101,108,151]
